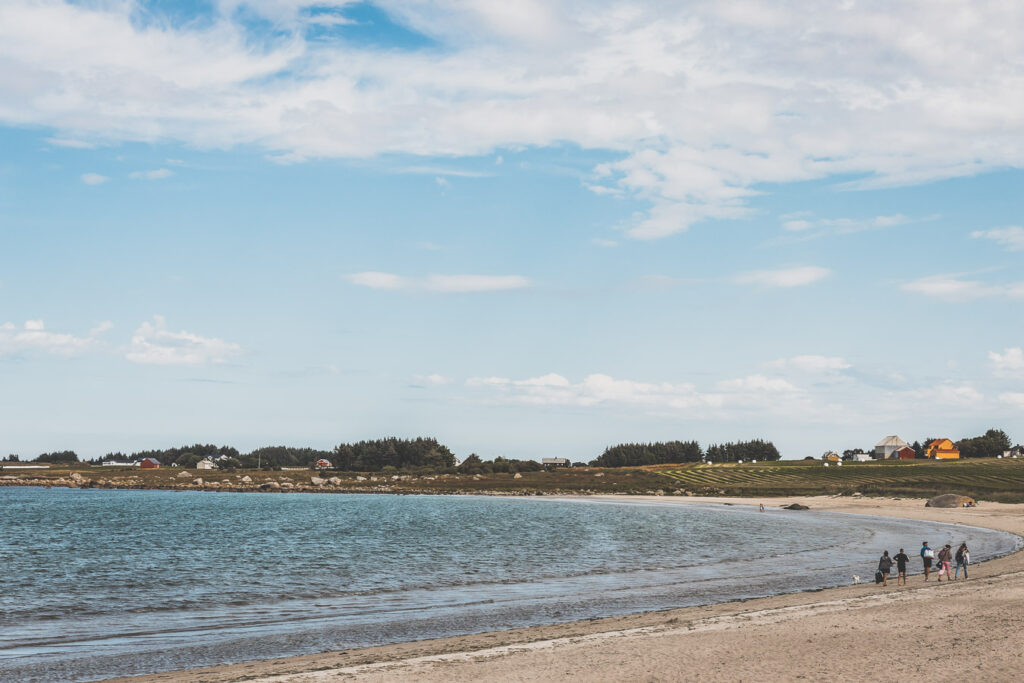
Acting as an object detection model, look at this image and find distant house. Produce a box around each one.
[139,458,161,469]
[925,439,960,460]
[315,458,333,469]
[895,446,916,460]
[874,436,909,460]
[541,458,571,469]
[822,451,840,462]
[196,458,216,470]
[1003,447,1024,458]
[844,451,872,462]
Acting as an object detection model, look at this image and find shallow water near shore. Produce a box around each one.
[1,487,1019,682]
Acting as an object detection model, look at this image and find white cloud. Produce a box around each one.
[129,168,174,180]
[999,392,1024,409]
[3,2,1024,239]
[414,373,452,386]
[346,272,529,293]
[781,213,918,235]
[126,315,240,365]
[592,237,618,247]
[0,319,103,356]
[901,275,1024,301]
[716,374,799,393]
[735,266,831,288]
[424,274,529,293]
[989,347,1024,377]
[46,137,95,149]
[344,272,408,290]
[768,355,851,373]
[80,173,109,185]
[972,226,1024,252]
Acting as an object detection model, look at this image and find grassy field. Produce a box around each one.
[652,458,1024,502]
[3,458,1023,501]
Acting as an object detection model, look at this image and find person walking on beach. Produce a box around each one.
[954,543,970,580]
[759,503,765,512]
[877,550,894,586]
[894,548,910,586]
[920,541,934,581]
[936,544,953,582]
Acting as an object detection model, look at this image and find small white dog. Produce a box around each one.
[852,575,861,585]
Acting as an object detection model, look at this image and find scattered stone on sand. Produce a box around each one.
[356,476,367,481]
[594,473,604,477]
[281,482,295,489]
[310,476,325,486]
[926,494,976,508]
[328,477,342,485]
[240,475,252,483]
[783,503,810,510]
[513,472,523,479]
[70,472,85,482]
[177,471,192,479]
[193,478,203,486]
[260,481,281,490]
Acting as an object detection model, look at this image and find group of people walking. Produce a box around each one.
[875,542,970,586]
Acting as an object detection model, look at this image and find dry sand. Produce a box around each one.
[120,496,1024,683]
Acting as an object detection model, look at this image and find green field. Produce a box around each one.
[654,458,1024,502]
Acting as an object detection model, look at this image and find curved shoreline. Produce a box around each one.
[113,495,1024,682]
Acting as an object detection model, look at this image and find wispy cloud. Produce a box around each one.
[80,173,109,185]
[413,373,452,386]
[781,213,922,235]
[346,272,530,293]
[0,319,106,357]
[3,2,1023,239]
[129,168,173,180]
[46,137,96,149]
[901,275,1024,301]
[126,315,240,365]
[767,355,851,373]
[735,266,831,288]
[972,226,1024,252]
[989,347,1024,377]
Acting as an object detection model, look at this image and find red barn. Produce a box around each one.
[139,458,161,469]
[895,446,916,460]
[315,458,332,469]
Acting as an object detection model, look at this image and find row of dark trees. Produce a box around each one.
[592,439,781,467]
[78,438,457,472]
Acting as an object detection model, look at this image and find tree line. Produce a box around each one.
[592,439,781,467]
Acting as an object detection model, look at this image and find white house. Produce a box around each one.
[541,457,571,468]
[874,435,909,460]
[850,452,872,462]
[196,458,216,470]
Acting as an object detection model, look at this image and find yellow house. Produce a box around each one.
[926,439,960,460]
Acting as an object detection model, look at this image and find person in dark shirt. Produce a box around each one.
[877,550,894,586]
[894,548,910,585]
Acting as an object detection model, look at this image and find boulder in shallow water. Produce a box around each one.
[926,494,976,508]
[783,503,810,510]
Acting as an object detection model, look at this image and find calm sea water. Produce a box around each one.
[1,487,1019,682]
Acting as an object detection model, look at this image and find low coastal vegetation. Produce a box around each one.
[4,458,1024,503]
[4,429,1023,502]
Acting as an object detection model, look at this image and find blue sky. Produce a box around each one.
[1,1,1022,461]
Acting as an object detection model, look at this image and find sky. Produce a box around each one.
[1,0,1023,462]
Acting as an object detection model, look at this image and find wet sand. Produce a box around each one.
[118,496,1024,682]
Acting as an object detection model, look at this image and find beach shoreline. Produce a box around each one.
[112,494,1024,682]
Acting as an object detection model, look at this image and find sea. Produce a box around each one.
[1,487,1019,682]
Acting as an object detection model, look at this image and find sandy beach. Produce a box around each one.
[118,496,1024,683]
